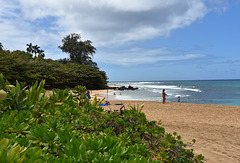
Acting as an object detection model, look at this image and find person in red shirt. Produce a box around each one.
[162,89,167,104]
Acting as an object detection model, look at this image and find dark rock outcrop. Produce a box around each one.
[118,85,138,91]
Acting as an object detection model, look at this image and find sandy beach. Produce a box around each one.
[93,90,240,163]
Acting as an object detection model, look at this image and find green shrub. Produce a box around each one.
[0,50,107,89]
[0,75,204,162]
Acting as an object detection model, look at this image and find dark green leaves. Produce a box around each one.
[0,49,107,89]
[58,33,97,67]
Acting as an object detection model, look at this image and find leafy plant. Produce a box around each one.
[73,85,89,106]
[0,138,50,163]
[0,75,204,162]
[26,80,45,109]
[47,88,72,109]
[91,94,105,108]
[0,73,11,91]
[1,81,28,110]
[0,138,27,162]
[0,90,7,103]
[129,103,144,113]
[73,85,105,107]
[61,135,153,162]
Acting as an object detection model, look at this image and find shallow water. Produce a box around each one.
[108,80,240,106]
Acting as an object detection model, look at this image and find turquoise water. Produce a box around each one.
[108,80,240,106]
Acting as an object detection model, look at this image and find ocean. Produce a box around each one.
[107,80,240,106]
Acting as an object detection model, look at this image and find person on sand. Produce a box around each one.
[162,89,167,104]
[87,91,91,100]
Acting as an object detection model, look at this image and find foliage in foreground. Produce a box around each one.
[0,75,204,162]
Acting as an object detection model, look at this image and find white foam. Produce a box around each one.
[184,88,202,92]
[141,85,181,90]
[174,94,190,97]
[138,81,163,84]
[108,82,202,102]
[152,89,162,93]
[114,94,132,100]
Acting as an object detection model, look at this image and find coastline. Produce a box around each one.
[93,90,240,163]
[108,80,240,106]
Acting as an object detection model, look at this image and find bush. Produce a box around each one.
[0,50,107,89]
[0,76,204,162]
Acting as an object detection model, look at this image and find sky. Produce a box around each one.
[0,0,240,81]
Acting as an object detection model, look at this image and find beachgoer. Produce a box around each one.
[178,96,180,102]
[162,89,167,104]
[105,101,110,105]
[87,91,91,100]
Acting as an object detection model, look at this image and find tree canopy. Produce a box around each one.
[0,34,107,89]
[0,48,107,89]
[58,33,97,67]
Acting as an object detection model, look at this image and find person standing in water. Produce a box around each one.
[162,89,167,104]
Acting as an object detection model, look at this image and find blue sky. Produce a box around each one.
[0,0,240,81]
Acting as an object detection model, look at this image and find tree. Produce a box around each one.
[33,45,40,58]
[37,49,45,58]
[0,42,3,51]
[58,58,70,64]
[58,33,97,67]
[26,43,45,58]
[0,50,107,89]
[26,43,33,54]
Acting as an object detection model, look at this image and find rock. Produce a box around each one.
[117,85,138,91]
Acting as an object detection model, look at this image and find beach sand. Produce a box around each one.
[93,90,240,163]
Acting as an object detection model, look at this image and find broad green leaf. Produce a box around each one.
[0,138,9,151]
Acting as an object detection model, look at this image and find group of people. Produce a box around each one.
[162,89,180,104]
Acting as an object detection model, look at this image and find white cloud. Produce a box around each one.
[0,0,213,62]
[95,47,205,66]
[205,0,230,13]
[13,0,208,46]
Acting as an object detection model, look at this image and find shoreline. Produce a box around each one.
[93,90,240,163]
[93,89,240,107]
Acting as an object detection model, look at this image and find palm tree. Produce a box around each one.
[38,49,45,58]
[26,43,33,53]
[33,45,40,58]
[26,43,45,58]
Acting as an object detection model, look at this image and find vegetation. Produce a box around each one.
[0,43,107,89]
[26,43,45,58]
[0,43,3,51]
[58,33,97,68]
[0,75,204,162]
